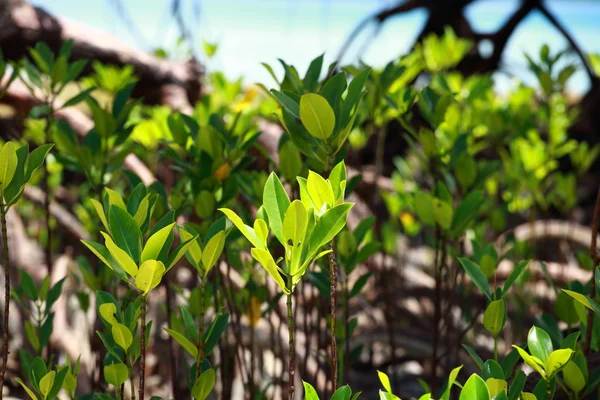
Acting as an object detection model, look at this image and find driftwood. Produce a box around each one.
[0,0,202,108]
[2,78,157,185]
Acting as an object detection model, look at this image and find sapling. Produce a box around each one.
[179,225,226,379]
[82,186,197,400]
[0,141,53,399]
[18,40,89,278]
[270,60,369,389]
[220,164,352,399]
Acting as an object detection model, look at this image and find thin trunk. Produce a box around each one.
[0,207,9,400]
[343,271,350,385]
[165,278,180,399]
[196,277,207,380]
[138,295,147,400]
[431,229,443,394]
[328,240,338,392]
[43,112,53,361]
[585,186,600,355]
[286,278,295,400]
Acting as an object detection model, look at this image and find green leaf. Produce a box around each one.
[378,370,392,392]
[562,289,600,316]
[482,360,505,380]
[109,206,142,263]
[253,219,269,247]
[331,385,352,400]
[166,235,198,271]
[134,260,165,294]
[349,272,372,298]
[307,170,334,212]
[451,190,484,235]
[15,378,38,400]
[105,188,127,210]
[283,200,308,249]
[133,194,150,228]
[485,378,507,398]
[433,198,453,230]
[0,141,18,192]
[329,160,347,204]
[414,191,435,226]
[218,208,264,249]
[201,230,225,275]
[459,374,490,400]
[20,270,37,300]
[62,87,95,108]
[462,345,484,370]
[15,378,39,400]
[303,381,320,400]
[39,370,55,398]
[180,305,199,342]
[30,357,47,392]
[563,352,587,393]
[299,93,336,140]
[545,349,573,378]
[181,226,202,267]
[484,299,506,336]
[503,260,530,295]
[81,240,123,280]
[112,322,133,352]
[512,345,546,379]
[271,89,299,118]
[309,203,353,253]
[458,258,492,301]
[164,328,198,358]
[99,302,118,326]
[251,248,289,294]
[441,365,463,400]
[263,172,290,245]
[23,143,52,184]
[528,326,553,363]
[101,232,138,278]
[191,368,216,400]
[202,313,229,356]
[279,139,303,182]
[104,363,129,387]
[90,199,109,232]
[141,222,176,263]
[508,370,526,400]
[25,321,40,352]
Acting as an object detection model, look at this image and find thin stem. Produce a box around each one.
[287,278,295,400]
[129,374,136,400]
[165,278,179,400]
[196,277,207,381]
[493,335,498,362]
[343,271,350,385]
[250,313,255,400]
[43,105,54,362]
[431,229,442,395]
[138,295,147,400]
[328,240,338,392]
[585,185,600,355]
[547,378,551,400]
[0,206,9,400]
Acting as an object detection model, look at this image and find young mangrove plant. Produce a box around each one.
[220,161,352,399]
[0,141,53,399]
[82,185,198,400]
[163,222,230,400]
[268,56,369,389]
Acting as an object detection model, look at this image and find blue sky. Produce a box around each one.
[32,0,600,93]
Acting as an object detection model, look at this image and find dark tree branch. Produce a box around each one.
[536,2,598,89]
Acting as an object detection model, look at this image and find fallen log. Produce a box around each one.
[0,1,202,107]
